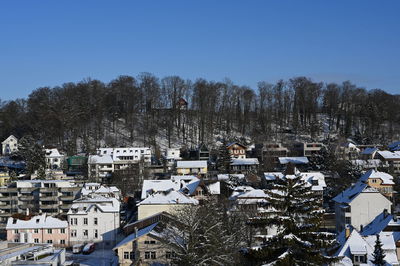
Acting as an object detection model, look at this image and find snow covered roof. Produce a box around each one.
[2,135,18,144]
[45,148,63,158]
[263,171,326,191]
[179,179,201,195]
[359,169,394,185]
[377,150,400,160]
[138,190,199,205]
[88,154,113,164]
[68,196,120,214]
[333,182,380,204]
[217,174,245,181]
[230,158,259,165]
[6,214,67,229]
[278,157,309,165]
[141,177,199,199]
[351,159,385,168]
[361,147,379,155]
[176,160,207,168]
[113,222,158,249]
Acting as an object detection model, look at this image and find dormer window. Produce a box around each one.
[352,254,366,264]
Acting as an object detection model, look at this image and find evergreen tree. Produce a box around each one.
[245,174,336,265]
[371,234,386,266]
[217,141,232,173]
[17,135,46,176]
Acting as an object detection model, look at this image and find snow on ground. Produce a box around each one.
[66,248,118,266]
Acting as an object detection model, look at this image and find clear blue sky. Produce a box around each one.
[0,0,399,100]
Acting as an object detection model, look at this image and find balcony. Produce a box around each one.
[19,187,37,193]
[19,196,34,201]
[0,187,18,193]
[40,187,57,193]
[40,196,58,201]
[60,204,72,210]
[59,195,74,201]
[60,187,79,192]
[40,204,59,209]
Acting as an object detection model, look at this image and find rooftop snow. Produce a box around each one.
[176,160,207,168]
[230,158,259,165]
[359,169,394,185]
[113,223,158,249]
[278,157,309,164]
[138,190,198,205]
[333,182,380,204]
[6,214,67,229]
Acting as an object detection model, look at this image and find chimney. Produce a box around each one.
[384,209,388,219]
[345,224,351,239]
[26,208,29,216]
[134,227,138,237]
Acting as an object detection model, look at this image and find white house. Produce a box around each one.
[98,147,151,163]
[333,181,392,232]
[45,148,65,170]
[2,135,18,155]
[176,160,207,176]
[68,195,120,247]
[137,190,198,220]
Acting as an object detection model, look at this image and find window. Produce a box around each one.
[124,252,129,259]
[34,229,39,234]
[70,218,77,225]
[47,229,52,234]
[94,229,98,238]
[130,252,134,259]
[14,229,19,233]
[94,218,98,225]
[83,229,88,238]
[144,240,156,244]
[34,238,39,243]
[71,230,77,237]
[47,240,52,244]
[84,218,88,225]
[166,252,172,259]
[60,239,65,244]
[151,252,156,259]
[145,252,150,259]
[14,239,19,243]
[345,217,351,225]
[60,228,65,234]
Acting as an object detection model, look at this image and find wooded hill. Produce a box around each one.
[1,74,399,154]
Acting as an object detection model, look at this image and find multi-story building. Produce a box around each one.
[6,214,69,247]
[230,158,259,174]
[333,181,392,232]
[88,147,152,181]
[376,151,400,174]
[2,135,18,155]
[0,180,80,224]
[68,195,120,247]
[359,169,395,200]
[176,160,207,176]
[293,142,323,157]
[226,142,247,159]
[0,243,66,265]
[45,148,65,170]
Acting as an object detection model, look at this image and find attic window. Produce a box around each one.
[13,219,17,224]
[36,219,40,223]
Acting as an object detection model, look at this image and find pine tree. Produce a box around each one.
[217,141,232,173]
[245,174,337,265]
[371,234,386,266]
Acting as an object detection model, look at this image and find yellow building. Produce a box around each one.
[176,160,207,176]
[114,222,177,266]
[0,172,11,187]
[360,169,395,200]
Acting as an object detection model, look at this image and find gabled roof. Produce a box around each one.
[88,154,113,164]
[361,211,393,236]
[6,214,67,229]
[333,182,380,204]
[2,135,18,144]
[388,141,400,151]
[226,142,247,149]
[138,190,198,205]
[377,151,400,160]
[113,222,158,249]
[359,169,394,185]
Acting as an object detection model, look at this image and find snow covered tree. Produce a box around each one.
[371,234,386,266]
[161,198,247,266]
[17,135,46,176]
[245,174,337,265]
[217,141,232,173]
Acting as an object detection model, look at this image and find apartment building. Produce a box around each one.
[176,160,207,176]
[6,214,69,247]
[293,142,323,157]
[0,180,80,224]
[88,147,152,181]
[68,195,120,247]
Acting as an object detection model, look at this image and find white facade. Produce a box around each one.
[333,182,392,232]
[98,147,151,163]
[45,148,65,170]
[2,135,18,155]
[68,196,120,247]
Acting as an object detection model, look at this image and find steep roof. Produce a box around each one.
[114,222,158,249]
[231,158,259,165]
[333,182,379,204]
[361,147,379,155]
[278,157,309,164]
[359,169,394,185]
[377,150,400,160]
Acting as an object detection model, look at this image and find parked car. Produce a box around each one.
[73,244,84,254]
[82,243,95,254]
